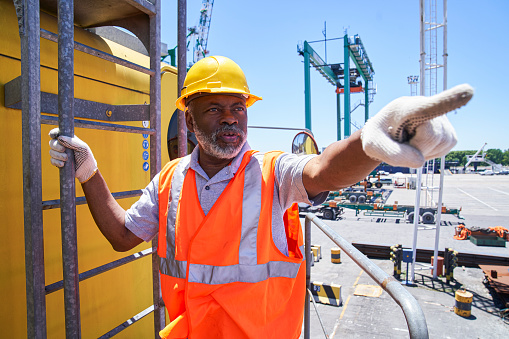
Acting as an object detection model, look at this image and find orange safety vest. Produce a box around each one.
[157,150,305,339]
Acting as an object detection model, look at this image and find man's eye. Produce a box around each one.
[208,107,219,112]
[234,107,246,112]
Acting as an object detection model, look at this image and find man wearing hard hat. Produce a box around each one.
[49,55,473,338]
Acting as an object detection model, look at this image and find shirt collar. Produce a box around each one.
[189,141,252,180]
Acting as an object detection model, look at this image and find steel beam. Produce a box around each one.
[364,81,369,123]
[304,217,312,339]
[148,1,164,336]
[177,0,188,158]
[5,78,151,121]
[343,34,351,137]
[303,42,312,132]
[336,92,341,140]
[14,0,47,336]
[57,0,81,337]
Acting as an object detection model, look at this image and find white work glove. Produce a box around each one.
[361,84,474,168]
[49,128,98,183]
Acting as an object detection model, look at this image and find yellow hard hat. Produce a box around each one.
[175,56,262,111]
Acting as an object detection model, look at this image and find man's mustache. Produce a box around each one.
[213,125,246,138]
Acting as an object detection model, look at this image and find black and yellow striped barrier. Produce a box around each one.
[331,247,341,264]
[310,281,342,306]
[454,289,472,317]
[311,245,322,262]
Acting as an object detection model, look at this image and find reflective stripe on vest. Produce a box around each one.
[160,156,190,279]
[159,152,302,283]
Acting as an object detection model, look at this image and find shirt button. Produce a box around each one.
[205,185,210,190]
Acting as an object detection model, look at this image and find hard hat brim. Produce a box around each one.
[175,89,262,111]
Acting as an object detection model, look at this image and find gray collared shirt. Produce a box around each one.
[125,142,328,256]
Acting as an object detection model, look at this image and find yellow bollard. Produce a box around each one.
[311,246,319,262]
[454,289,473,317]
[331,247,341,264]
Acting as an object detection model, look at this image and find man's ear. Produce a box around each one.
[185,110,195,133]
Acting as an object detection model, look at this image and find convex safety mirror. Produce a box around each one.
[292,131,319,155]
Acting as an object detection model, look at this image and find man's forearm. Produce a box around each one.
[82,170,143,251]
[303,130,380,197]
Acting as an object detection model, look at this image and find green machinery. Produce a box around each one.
[320,200,462,223]
[327,188,389,204]
[300,187,462,222]
[297,33,375,140]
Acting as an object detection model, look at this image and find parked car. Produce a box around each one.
[479,170,494,176]
[496,169,509,175]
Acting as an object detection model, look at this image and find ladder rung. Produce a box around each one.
[45,247,153,294]
[40,29,155,76]
[98,304,158,339]
[5,77,151,122]
[42,190,143,210]
[41,115,155,135]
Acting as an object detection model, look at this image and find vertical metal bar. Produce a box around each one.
[304,219,314,339]
[149,1,164,336]
[364,81,369,123]
[414,0,426,285]
[343,34,350,137]
[433,0,448,280]
[303,41,311,132]
[168,47,176,67]
[419,0,426,96]
[149,1,162,196]
[57,0,81,337]
[443,0,448,91]
[336,92,341,141]
[177,0,188,158]
[304,217,312,339]
[433,158,445,279]
[16,0,47,336]
[411,167,423,282]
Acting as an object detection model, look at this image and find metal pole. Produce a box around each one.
[433,0,448,279]
[411,167,423,282]
[364,81,369,123]
[16,0,47,336]
[57,0,81,337]
[433,158,445,279]
[304,41,312,132]
[336,92,341,141]
[343,34,351,137]
[443,0,448,90]
[149,1,164,335]
[413,0,426,284]
[149,0,162,185]
[177,0,188,158]
[304,217,312,339]
[419,0,426,97]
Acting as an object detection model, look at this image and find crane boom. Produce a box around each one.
[193,0,214,64]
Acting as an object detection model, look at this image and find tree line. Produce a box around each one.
[445,149,509,167]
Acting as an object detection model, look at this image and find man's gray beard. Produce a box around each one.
[194,123,247,159]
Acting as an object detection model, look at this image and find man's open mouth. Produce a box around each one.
[218,131,239,143]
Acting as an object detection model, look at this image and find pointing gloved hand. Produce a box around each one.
[49,128,98,183]
[361,84,474,168]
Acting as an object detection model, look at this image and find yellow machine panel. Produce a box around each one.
[0,0,177,337]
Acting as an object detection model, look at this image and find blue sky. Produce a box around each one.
[161,1,509,154]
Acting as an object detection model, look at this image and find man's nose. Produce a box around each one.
[220,109,238,125]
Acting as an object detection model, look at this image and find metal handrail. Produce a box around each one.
[304,213,429,339]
